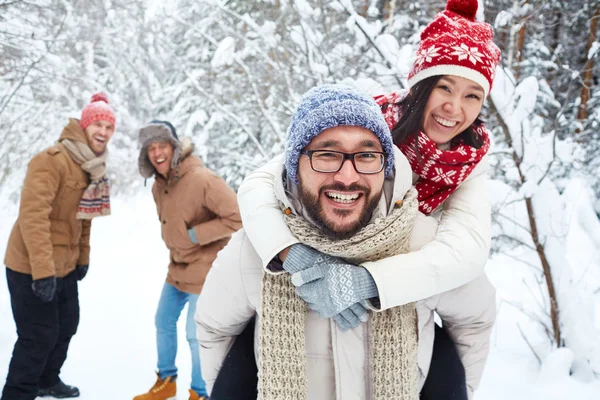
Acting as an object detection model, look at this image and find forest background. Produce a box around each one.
[1,0,600,398]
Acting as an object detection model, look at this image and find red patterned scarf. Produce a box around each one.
[375,91,490,215]
[61,139,111,219]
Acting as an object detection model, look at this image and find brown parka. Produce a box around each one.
[151,140,242,294]
[5,119,92,280]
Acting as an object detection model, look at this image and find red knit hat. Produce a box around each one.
[407,0,501,97]
[80,92,116,130]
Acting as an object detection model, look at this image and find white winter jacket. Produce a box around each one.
[197,150,496,399]
[237,148,491,311]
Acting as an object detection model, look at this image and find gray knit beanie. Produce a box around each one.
[137,120,181,178]
[285,83,395,184]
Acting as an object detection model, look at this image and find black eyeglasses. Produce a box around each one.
[300,150,386,174]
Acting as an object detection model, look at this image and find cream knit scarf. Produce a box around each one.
[61,139,111,219]
[259,188,420,400]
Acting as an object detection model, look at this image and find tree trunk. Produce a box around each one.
[360,0,369,17]
[514,1,529,81]
[488,96,562,348]
[386,0,397,27]
[547,7,562,85]
[577,6,600,122]
[506,0,519,72]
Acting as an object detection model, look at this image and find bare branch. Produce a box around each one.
[336,0,405,89]
[0,0,24,8]
[0,9,68,117]
[517,322,542,365]
[235,57,284,141]
[182,69,269,159]
[495,212,534,236]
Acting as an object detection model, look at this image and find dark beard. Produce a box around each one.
[297,179,382,240]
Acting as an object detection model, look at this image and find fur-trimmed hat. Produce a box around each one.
[408,0,501,96]
[80,92,116,130]
[137,120,181,178]
[285,83,395,184]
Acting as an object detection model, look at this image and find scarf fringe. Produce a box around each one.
[61,139,111,220]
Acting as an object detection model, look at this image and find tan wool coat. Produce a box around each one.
[5,119,92,280]
[152,143,242,294]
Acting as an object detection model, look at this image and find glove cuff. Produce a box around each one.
[283,243,321,273]
[353,266,378,300]
[188,228,198,244]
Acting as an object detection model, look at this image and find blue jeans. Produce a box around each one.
[155,282,207,396]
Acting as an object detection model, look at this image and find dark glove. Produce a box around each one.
[31,276,57,302]
[76,264,89,281]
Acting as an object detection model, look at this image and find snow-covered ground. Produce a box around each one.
[0,193,599,399]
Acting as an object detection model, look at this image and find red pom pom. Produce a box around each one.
[446,0,478,21]
[90,92,109,104]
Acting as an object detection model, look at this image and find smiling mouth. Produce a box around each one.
[93,137,106,144]
[325,191,361,204]
[433,115,458,128]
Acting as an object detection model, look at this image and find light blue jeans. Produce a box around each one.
[155,282,207,396]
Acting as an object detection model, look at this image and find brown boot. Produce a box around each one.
[133,374,176,400]
[188,389,208,400]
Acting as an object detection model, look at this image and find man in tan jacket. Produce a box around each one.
[133,120,242,400]
[2,93,116,400]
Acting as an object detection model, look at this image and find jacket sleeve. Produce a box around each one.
[19,152,61,280]
[236,154,299,267]
[435,275,496,398]
[190,171,242,245]
[362,167,491,310]
[77,219,92,265]
[195,232,258,394]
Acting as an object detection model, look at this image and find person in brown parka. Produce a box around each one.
[2,93,116,400]
[132,120,242,400]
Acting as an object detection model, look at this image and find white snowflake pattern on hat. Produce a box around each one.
[450,43,484,65]
[416,45,442,66]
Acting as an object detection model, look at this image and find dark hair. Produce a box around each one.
[388,75,484,150]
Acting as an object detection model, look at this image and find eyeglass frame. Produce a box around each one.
[300,149,387,175]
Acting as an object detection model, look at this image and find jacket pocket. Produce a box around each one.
[52,180,88,221]
[50,220,71,245]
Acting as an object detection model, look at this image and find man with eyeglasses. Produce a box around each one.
[195,84,495,399]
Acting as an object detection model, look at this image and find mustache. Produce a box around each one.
[319,183,370,195]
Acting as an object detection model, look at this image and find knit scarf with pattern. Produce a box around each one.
[61,139,111,219]
[259,188,420,400]
[375,91,490,215]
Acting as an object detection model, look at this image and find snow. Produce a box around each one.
[0,194,194,399]
[211,37,236,69]
[589,42,600,60]
[1,1,600,397]
[0,193,599,399]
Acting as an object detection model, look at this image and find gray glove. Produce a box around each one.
[282,243,322,273]
[284,244,373,329]
[332,302,370,331]
[290,249,378,318]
